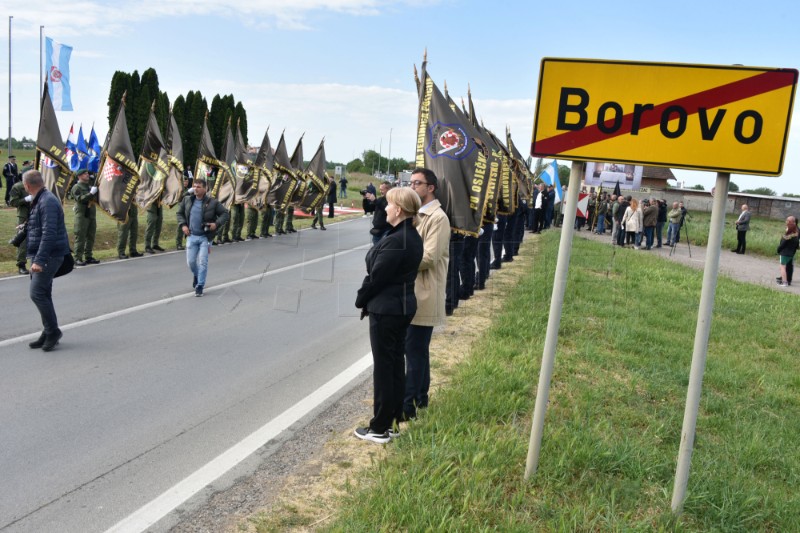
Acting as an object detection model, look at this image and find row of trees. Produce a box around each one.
[346,149,412,176]
[106,68,247,166]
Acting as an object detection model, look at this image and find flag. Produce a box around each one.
[96,95,140,222]
[540,160,563,204]
[300,139,327,211]
[250,128,274,211]
[233,120,259,204]
[195,116,225,196]
[268,132,297,209]
[65,124,79,171]
[211,119,236,208]
[35,81,73,202]
[415,58,495,235]
[613,180,621,197]
[289,136,307,204]
[576,192,590,219]
[76,126,89,170]
[465,86,502,225]
[87,126,102,173]
[45,37,73,111]
[162,111,185,208]
[135,104,169,209]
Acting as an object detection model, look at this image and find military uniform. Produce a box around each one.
[9,180,30,273]
[285,204,296,233]
[245,204,260,239]
[71,173,99,265]
[230,203,245,241]
[274,204,286,235]
[117,203,141,258]
[310,205,325,230]
[145,195,165,253]
[259,205,274,237]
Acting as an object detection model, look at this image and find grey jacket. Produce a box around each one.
[736,210,751,232]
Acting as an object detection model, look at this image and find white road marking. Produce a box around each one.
[104,351,373,533]
[0,242,370,349]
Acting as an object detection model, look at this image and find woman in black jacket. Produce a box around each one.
[354,187,423,443]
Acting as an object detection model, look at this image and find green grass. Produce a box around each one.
[326,231,800,532]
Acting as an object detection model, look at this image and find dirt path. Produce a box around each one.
[575,228,798,293]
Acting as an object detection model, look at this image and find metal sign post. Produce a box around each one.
[524,160,582,480]
[670,171,730,513]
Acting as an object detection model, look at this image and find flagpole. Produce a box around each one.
[7,15,12,157]
[386,128,392,175]
[39,26,43,99]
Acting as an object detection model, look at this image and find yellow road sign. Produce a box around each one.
[531,58,798,176]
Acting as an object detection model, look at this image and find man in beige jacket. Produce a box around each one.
[403,168,450,420]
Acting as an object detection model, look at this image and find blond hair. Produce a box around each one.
[386,187,421,227]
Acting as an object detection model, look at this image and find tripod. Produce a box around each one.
[669,216,692,258]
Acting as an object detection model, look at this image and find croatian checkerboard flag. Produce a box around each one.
[540,160,563,204]
[45,37,73,111]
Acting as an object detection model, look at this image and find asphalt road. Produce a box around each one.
[0,217,375,533]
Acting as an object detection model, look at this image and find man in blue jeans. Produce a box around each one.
[24,170,70,351]
[176,179,229,297]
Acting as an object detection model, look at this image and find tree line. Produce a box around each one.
[107,68,248,167]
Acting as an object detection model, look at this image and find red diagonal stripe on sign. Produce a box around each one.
[533,70,797,155]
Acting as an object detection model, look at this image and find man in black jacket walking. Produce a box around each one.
[176,179,229,297]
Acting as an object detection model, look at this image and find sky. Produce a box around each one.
[1,0,799,194]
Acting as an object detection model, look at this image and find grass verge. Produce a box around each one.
[313,230,799,531]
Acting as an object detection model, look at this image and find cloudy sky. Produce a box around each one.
[2,0,799,193]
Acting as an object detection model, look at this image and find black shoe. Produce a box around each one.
[502,256,513,263]
[476,283,486,290]
[18,267,29,275]
[195,285,204,297]
[118,253,129,259]
[223,238,232,244]
[86,258,100,264]
[75,260,87,266]
[145,247,155,254]
[211,241,218,246]
[153,245,165,252]
[249,235,260,240]
[276,230,286,235]
[446,307,454,316]
[129,251,143,257]
[320,226,326,230]
[233,237,244,242]
[29,331,46,349]
[177,244,185,250]
[42,329,63,352]
[490,261,501,270]
[261,233,272,238]
[192,275,198,289]
[310,225,317,229]
[287,228,297,233]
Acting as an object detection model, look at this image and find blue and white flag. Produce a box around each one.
[88,126,102,173]
[539,160,563,204]
[45,37,73,111]
[76,125,89,170]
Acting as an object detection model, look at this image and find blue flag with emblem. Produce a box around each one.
[45,37,73,111]
[540,160,563,204]
[88,126,102,173]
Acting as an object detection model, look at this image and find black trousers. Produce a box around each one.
[477,223,494,286]
[369,313,413,433]
[492,215,508,263]
[446,233,464,311]
[460,236,478,295]
[502,210,518,259]
[404,324,433,418]
[736,230,747,253]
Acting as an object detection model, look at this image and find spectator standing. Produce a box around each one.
[642,198,658,250]
[339,175,348,198]
[667,202,682,246]
[733,204,751,254]
[656,199,667,248]
[354,187,423,443]
[70,169,99,266]
[4,155,20,205]
[368,182,392,244]
[9,176,31,274]
[777,215,798,287]
[404,168,450,420]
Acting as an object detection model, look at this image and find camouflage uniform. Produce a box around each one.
[9,180,30,272]
[71,176,98,263]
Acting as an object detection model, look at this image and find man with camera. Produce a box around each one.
[71,169,100,266]
[9,173,32,274]
[176,178,229,297]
